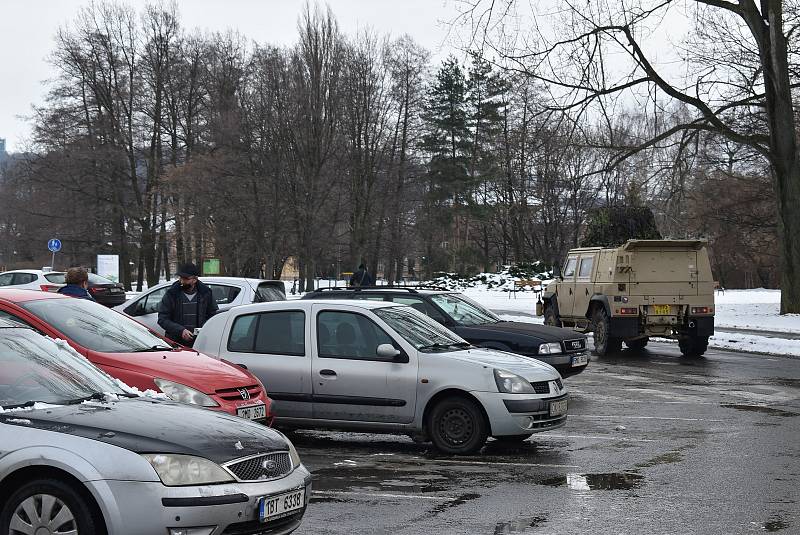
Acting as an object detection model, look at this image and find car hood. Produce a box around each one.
[442,347,561,382]
[90,349,259,394]
[0,397,287,464]
[461,321,579,344]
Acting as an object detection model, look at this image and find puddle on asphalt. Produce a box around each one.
[721,404,798,417]
[494,515,547,533]
[540,472,644,490]
[636,451,684,468]
[312,465,454,494]
[764,519,789,532]
[428,492,481,516]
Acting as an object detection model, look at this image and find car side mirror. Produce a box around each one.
[377,343,408,363]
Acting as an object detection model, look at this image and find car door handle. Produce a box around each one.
[319,369,337,377]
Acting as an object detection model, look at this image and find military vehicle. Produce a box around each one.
[541,239,715,357]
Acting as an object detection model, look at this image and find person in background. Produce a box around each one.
[157,263,218,346]
[57,267,95,301]
[349,263,374,287]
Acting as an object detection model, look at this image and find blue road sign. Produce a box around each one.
[47,239,62,253]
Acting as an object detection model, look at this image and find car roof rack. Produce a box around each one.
[307,285,450,294]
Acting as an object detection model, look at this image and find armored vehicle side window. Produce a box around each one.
[563,257,578,278]
[578,257,594,278]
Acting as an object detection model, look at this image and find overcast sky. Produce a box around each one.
[0,0,461,152]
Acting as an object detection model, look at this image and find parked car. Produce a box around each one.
[303,287,589,377]
[116,277,286,335]
[40,271,127,307]
[194,299,569,454]
[0,288,272,423]
[0,269,64,292]
[0,319,311,535]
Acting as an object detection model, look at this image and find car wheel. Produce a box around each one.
[543,306,561,327]
[427,396,488,455]
[0,478,99,535]
[625,337,649,350]
[494,433,533,443]
[679,335,709,357]
[592,308,622,356]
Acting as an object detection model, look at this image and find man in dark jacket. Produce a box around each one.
[57,267,95,301]
[349,264,374,287]
[157,263,218,346]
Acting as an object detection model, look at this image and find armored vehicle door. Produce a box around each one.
[558,254,579,318]
[573,252,597,319]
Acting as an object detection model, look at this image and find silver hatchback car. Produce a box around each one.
[0,320,311,535]
[194,300,569,454]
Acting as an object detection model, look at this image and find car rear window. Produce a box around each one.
[256,282,286,302]
[88,273,116,284]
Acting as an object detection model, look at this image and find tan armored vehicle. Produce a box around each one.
[542,240,715,357]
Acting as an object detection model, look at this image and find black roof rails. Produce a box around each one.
[307,285,450,293]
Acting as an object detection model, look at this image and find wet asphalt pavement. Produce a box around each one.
[287,342,800,534]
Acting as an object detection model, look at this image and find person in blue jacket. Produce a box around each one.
[57,267,96,301]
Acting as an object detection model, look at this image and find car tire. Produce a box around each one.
[679,335,709,357]
[625,337,649,350]
[0,478,99,535]
[543,306,561,327]
[427,396,488,455]
[592,308,622,356]
[494,433,533,443]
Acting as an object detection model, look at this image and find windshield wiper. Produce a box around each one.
[131,345,173,352]
[64,392,135,404]
[418,342,471,351]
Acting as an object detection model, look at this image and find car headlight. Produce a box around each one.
[141,454,234,486]
[287,439,302,468]
[154,378,219,407]
[494,369,535,394]
[538,342,562,355]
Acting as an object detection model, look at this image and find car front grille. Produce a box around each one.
[225,452,292,481]
[217,384,263,401]
[562,338,586,352]
[529,378,562,394]
[530,381,550,394]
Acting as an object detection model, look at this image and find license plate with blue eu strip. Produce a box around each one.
[259,489,304,522]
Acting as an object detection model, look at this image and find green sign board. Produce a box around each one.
[203,258,220,275]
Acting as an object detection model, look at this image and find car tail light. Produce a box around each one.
[691,306,714,314]
[616,307,638,315]
[89,286,102,293]
[39,284,60,292]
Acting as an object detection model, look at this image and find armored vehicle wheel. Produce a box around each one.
[592,308,622,356]
[679,335,709,357]
[625,337,649,350]
[543,305,561,327]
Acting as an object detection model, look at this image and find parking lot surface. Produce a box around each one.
[290,342,800,534]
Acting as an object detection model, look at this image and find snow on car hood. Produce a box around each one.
[443,347,561,382]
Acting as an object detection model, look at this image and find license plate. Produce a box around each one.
[110,288,123,293]
[237,403,266,420]
[571,354,588,367]
[549,399,568,417]
[259,489,305,522]
[653,304,671,315]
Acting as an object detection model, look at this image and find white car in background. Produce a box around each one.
[115,277,286,335]
[0,269,64,292]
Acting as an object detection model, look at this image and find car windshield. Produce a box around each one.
[0,327,127,408]
[21,298,173,353]
[429,293,501,326]
[373,306,469,351]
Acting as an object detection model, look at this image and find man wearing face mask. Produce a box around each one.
[157,263,218,346]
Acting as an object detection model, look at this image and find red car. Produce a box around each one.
[0,289,272,423]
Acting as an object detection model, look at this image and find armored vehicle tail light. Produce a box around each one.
[617,307,638,315]
[691,306,714,314]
